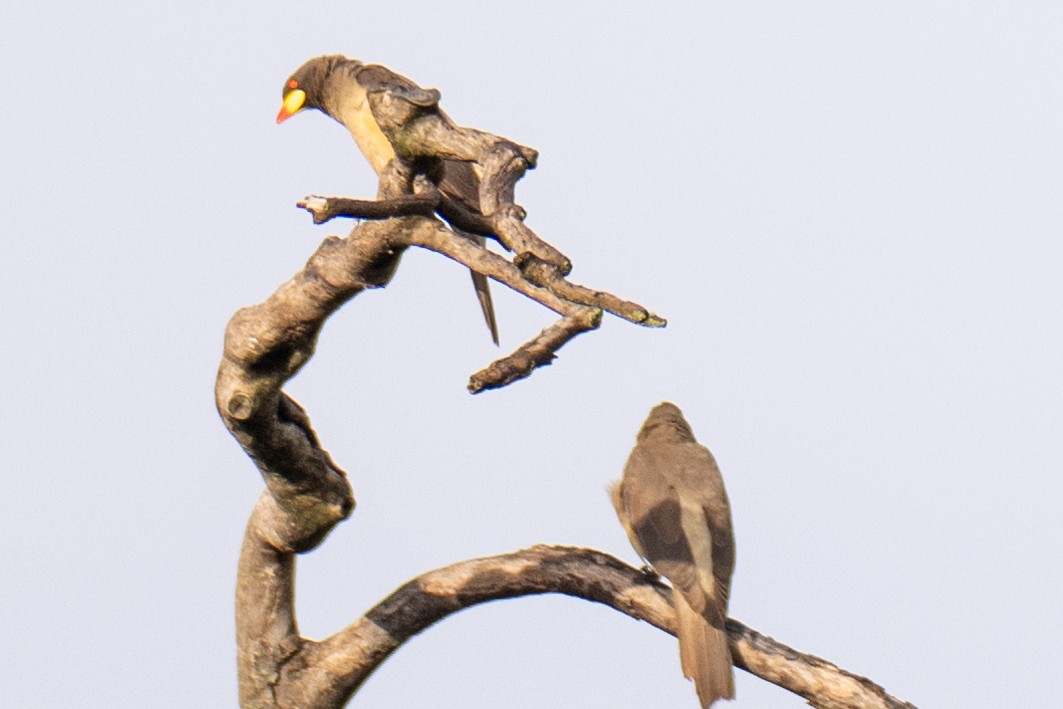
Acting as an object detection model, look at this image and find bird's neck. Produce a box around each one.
[321,68,396,175]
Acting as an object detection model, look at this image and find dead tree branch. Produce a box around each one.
[232,540,919,709]
[218,70,916,709]
[322,546,918,709]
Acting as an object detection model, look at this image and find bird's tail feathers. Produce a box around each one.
[470,269,498,345]
[676,591,735,708]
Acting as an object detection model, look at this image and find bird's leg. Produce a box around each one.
[638,563,662,582]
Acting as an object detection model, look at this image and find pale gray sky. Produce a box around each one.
[2,2,1061,707]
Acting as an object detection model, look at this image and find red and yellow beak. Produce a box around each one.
[276,89,307,124]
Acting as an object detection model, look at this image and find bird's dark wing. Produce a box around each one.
[439,145,496,343]
[352,67,481,213]
[621,446,709,616]
[353,63,421,92]
[353,64,497,343]
[674,444,735,621]
[439,159,482,213]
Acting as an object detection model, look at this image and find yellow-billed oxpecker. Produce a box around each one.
[278,55,499,344]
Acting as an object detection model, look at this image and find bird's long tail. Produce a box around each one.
[676,591,735,708]
[470,270,498,345]
[468,234,498,344]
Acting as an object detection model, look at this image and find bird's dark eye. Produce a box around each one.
[287,79,299,90]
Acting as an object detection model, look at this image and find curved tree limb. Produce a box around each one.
[237,544,919,709]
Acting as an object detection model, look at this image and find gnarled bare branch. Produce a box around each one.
[235,544,918,709]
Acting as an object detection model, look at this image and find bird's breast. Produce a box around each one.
[329,80,396,175]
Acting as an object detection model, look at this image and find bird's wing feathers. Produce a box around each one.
[677,444,736,615]
[352,63,420,92]
[343,63,497,343]
[682,445,734,624]
[708,504,735,611]
[351,63,479,209]
[622,443,732,626]
[439,159,482,212]
[622,447,685,545]
[621,447,709,616]
[437,160,496,342]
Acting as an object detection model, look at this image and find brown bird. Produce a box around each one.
[611,402,736,708]
[276,55,499,344]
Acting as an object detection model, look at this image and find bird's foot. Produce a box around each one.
[638,564,661,582]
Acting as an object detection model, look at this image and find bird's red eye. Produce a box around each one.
[287,79,299,89]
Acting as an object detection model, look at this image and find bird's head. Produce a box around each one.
[276,55,347,124]
[636,402,697,444]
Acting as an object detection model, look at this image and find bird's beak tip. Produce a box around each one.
[276,88,307,125]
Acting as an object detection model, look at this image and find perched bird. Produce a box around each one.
[277,55,499,344]
[611,402,736,708]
